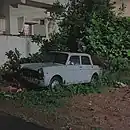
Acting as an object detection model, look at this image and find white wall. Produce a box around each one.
[33,24,46,36]
[0,35,40,66]
[9,5,47,35]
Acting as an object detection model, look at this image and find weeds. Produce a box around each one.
[0,70,130,112]
[0,84,101,112]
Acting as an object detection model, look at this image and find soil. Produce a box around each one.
[0,86,130,130]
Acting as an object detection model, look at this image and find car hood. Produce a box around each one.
[21,62,62,71]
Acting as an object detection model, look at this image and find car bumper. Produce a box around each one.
[20,77,46,88]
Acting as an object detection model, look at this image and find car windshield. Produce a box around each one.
[43,52,68,64]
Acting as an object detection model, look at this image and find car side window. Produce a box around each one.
[81,56,91,65]
[69,56,80,65]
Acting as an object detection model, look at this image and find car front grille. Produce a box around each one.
[20,68,41,84]
[20,68,39,78]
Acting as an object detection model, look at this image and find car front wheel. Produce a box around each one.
[49,77,63,92]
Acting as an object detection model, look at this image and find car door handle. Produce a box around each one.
[79,66,82,68]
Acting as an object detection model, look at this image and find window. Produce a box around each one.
[81,56,91,65]
[69,56,80,65]
[43,52,68,65]
[17,17,25,33]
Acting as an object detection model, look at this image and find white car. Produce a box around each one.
[20,52,101,89]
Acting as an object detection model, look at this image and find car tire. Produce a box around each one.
[49,76,63,92]
[91,74,99,85]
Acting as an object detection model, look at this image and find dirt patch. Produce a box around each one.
[0,87,130,130]
[55,87,130,130]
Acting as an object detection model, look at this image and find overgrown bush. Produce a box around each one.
[0,48,21,74]
[0,83,102,111]
[32,0,130,71]
[84,12,130,71]
[0,49,44,74]
[0,48,44,82]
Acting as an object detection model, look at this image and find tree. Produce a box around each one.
[55,0,113,52]
[32,0,130,71]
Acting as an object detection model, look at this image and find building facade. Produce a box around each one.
[0,0,68,39]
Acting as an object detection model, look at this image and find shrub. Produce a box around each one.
[0,48,21,74]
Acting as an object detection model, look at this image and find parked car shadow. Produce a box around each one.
[0,111,52,130]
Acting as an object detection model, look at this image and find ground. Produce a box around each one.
[0,86,130,130]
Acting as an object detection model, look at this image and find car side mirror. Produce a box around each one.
[67,61,74,65]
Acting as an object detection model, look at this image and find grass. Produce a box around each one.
[0,84,102,112]
[0,69,130,113]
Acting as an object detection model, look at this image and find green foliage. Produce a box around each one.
[32,34,69,52]
[0,48,21,74]
[67,84,101,95]
[0,49,44,75]
[0,85,100,111]
[20,53,44,63]
[31,0,130,71]
[84,12,130,71]
[50,0,119,53]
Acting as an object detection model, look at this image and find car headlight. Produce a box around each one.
[38,68,43,74]
[38,68,44,79]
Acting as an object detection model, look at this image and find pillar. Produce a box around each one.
[44,18,49,40]
[25,37,31,57]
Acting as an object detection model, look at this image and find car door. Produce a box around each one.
[66,55,82,84]
[80,56,93,83]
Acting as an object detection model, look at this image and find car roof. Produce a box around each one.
[50,51,90,57]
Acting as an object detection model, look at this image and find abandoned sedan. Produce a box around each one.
[20,52,101,89]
